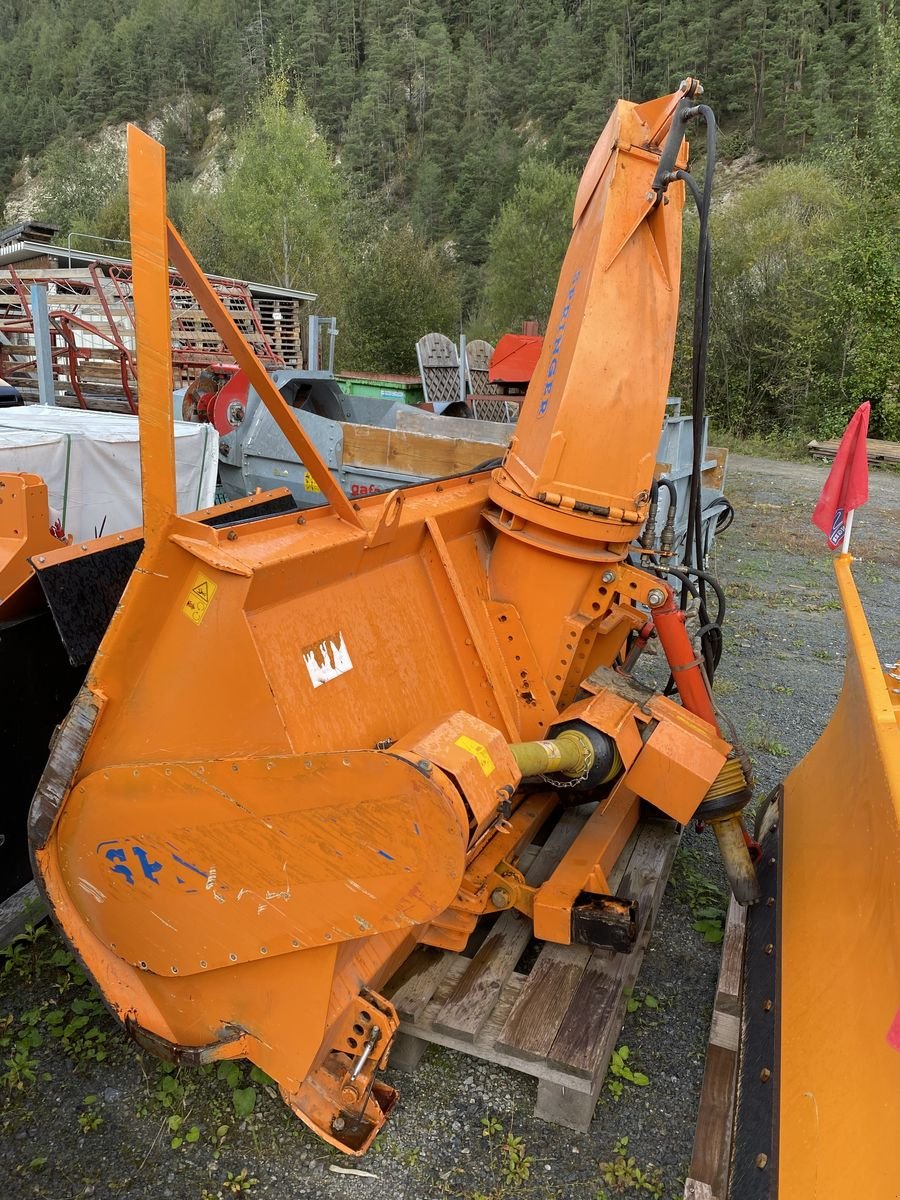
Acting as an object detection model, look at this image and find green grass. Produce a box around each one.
[711,430,812,461]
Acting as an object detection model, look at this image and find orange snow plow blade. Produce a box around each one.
[776,555,900,1197]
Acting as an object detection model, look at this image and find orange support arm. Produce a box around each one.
[127,123,362,533]
[127,127,177,549]
[166,222,362,528]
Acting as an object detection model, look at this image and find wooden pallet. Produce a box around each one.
[384,809,680,1132]
[683,896,747,1200]
[808,436,900,466]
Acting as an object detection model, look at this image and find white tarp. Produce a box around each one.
[0,407,218,541]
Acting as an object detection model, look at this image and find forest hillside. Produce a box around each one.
[0,0,897,439]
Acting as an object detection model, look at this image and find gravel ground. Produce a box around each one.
[1,453,897,1200]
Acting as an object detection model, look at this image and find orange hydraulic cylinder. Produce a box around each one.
[651,588,718,728]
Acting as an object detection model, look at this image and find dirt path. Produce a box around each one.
[1,455,897,1200]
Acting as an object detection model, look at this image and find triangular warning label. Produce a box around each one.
[182,572,217,626]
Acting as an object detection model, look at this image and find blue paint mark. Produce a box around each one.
[377,849,395,861]
[105,847,134,886]
[538,269,581,417]
[172,853,206,879]
[132,846,163,884]
[175,876,185,885]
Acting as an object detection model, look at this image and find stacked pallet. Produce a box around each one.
[0,263,305,412]
[0,267,136,411]
[808,437,900,465]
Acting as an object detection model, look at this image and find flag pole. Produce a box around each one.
[841,509,854,555]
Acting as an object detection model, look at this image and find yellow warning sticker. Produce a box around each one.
[454,734,495,777]
[303,471,322,493]
[182,572,217,626]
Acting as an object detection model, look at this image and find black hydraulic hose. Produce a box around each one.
[656,477,678,515]
[650,84,702,204]
[668,103,717,678]
[676,168,704,210]
[703,495,734,532]
[651,564,699,599]
[676,565,726,626]
[689,105,716,583]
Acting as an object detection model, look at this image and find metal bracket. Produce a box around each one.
[571,892,638,952]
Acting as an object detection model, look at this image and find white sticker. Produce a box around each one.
[303,632,353,688]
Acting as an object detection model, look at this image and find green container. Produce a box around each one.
[335,372,424,406]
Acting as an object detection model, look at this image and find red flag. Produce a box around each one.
[812,402,870,549]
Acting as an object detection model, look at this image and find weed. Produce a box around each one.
[624,988,660,1015]
[606,1045,650,1101]
[0,924,50,981]
[48,992,110,1067]
[499,1131,533,1185]
[480,1115,533,1188]
[744,715,790,759]
[167,1112,200,1148]
[770,683,793,695]
[481,1114,503,1138]
[209,1122,230,1157]
[712,677,737,696]
[153,1063,189,1111]
[1,1042,39,1091]
[599,1135,664,1196]
[670,848,727,944]
[222,1167,258,1194]
[78,1109,103,1133]
[216,1059,274,1121]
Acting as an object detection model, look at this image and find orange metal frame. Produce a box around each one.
[29,87,752,1155]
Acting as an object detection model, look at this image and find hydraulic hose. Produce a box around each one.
[672,103,718,679]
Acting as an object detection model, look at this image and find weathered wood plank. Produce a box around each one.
[430,910,532,1041]
[717,896,746,1002]
[533,1078,597,1131]
[0,269,97,281]
[496,941,591,1060]
[546,821,679,1078]
[687,893,748,1198]
[386,814,680,1135]
[683,1180,718,1200]
[431,808,592,1041]
[387,1031,430,1073]
[387,946,454,1023]
[341,423,502,478]
[688,1044,738,1196]
[498,818,644,1062]
[0,881,47,949]
[395,956,592,1091]
[394,405,511,446]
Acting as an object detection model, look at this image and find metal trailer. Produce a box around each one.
[218,374,731,565]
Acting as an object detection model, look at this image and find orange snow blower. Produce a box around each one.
[29,80,758,1154]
